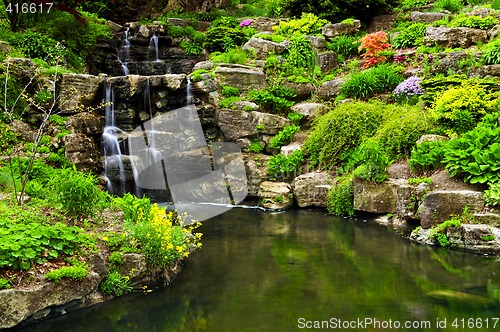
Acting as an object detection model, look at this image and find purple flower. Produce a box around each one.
[240,19,253,27]
[394,76,423,97]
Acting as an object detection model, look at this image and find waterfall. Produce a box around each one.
[144,78,162,164]
[118,28,131,76]
[186,76,193,105]
[149,30,160,63]
[102,83,127,194]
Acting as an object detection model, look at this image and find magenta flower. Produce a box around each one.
[240,19,253,27]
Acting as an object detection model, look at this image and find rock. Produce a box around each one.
[106,21,123,33]
[230,100,260,112]
[489,25,500,40]
[63,134,101,173]
[420,190,485,228]
[447,224,496,246]
[216,109,290,140]
[292,172,332,208]
[316,52,338,74]
[4,58,38,88]
[117,253,148,283]
[410,11,448,23]
[466,8,495,18]
[167,18,189,28]
[281,142,303,156]
[473,213,500,227]
[468,65,500,78]
[397,182,431,220]
[416,134,449,144]
[245,155,269,197]
[59,74,104,114]
[138,25,151,38]
[353,178,404,214]
[11,120,35,142]
[252,17,280,32]
[214,64,267,92]
[0,41,11,53]
[192,73,218,94]
[242,37,288,60]
[258,181,293,210]
[427,290,495,305]
[290,102,323,125]
[66,112,104,136]
[431,51,481,75]
[424,27,488,48]
[283,81,315,101]
[104,155,137,182]
[317,78,345,100]
[192,61,214,71]
[306,35,326,50]
[368,14,397,33]
[322,20,361,39]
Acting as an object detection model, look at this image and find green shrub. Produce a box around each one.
[326,35,360,58]
[429,217,461,247]
[433,0,463,13]
[255,33,287,43]
[100,271,133,296]
[0,278,10,289]
[346,140,389,183]
[305,101,385,169]
[267,150,304,178]
[485,183,500,207]
[341,63,405,99]
[221,85,240,97]
[449,15,498,30]
[408,140,448,173]
[190,69,209,82]
[249,141,265,153]
[327,176,354,216]
[288,112,304,125]
[443,126,500,184]
[210,48,250,64]
[113,193,152,224]
[391,23,427,49]
[400,0,429,9]
[482,40,500,65]
[204,26,249,52]
[408,177,433,185]
[248,86,296,113]
[45,265,88,282]
[269,125,300,149]
[284,35,316,75]
[180,41,204,56]
[9,31,65,65]
[273,12,329,36]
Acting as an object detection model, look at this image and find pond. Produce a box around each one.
[23,208,500,331]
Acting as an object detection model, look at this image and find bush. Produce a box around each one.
[485,183,500,207]
[341,63,405,99]
[347,140,389,183]
[284,35,316,75]
[45,265,88,282]
[249,141,265,153]
[100,271,133,296]
[190,69,209,82]
[391,23,427,49]
[393,76,424,105]
[326,35,360,58]
[327,176,354,216]
[0,278,10,289]
[267,150,304,178]
[358,31,390,68]
[400,0,429,9]
[209,48,250,64]
[269,124,300,149]
[433,0,463,13]
[449,15,498,30]
[482,40,500,65]
[408,140,448,173]
[273,12,329,36]
[221,85,240,97]
[204,26,249,52]
[9,31,65,65]
[248,85,296,113]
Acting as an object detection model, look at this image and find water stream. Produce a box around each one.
[118,28,131,76]
[25,208,500,332]
[149,31,160,63]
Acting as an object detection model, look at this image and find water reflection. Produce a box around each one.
[24,208,500,332]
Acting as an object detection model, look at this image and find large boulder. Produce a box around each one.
[353,178,406,214]
[316,52,338,74]
[242,37,288,60]
[431,51,481,75]
[290,102,323,125]
[410,11,448,23]
[245,155,269,197]
[424,27,488,48]
[322,20,361,39]
[214,64,266,93]
[258,181,293,210]
[63,134,101,173]
[468,65,500,78]
[216,109,290,140]
[283,81,315,101]
[317,78,345,100]
[59,74,104,114]
[420,190,485,228]
[251,17,281,32]
[67,112,104,136]
[292,172,332,208]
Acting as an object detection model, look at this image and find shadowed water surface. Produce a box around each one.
[22,208,500,331]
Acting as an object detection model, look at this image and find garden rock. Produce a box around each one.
[420,190,485,228]
[4,58,38,88]
[424,27,488,48]
[473,213,500,227]
[322,20,361,39]
[468,65,500,78]
[281,142,303,156]
[252,17,281,32]
[284,81,315,101]
[416,134,449,144]
[192,61,214,71]
[242,38,288,60]
[410,11,448,24]
[317,78,345,100]
[306,35,326,50]
[67,112,104,136]
[489,25,500,40]
[431,51,481,75]
[290,102,323,124]
[59,74,104,114]
[245,155,269,197]
[316,52,338,73]
[192,73,218,94]
[292,172,332,208]
[63,133,101,173]
[258,181,293,210]
[0,41,11,53]
[11,120,35,142]
[216,109,290,140]
[214,64,266,93]
[353,178,404,214]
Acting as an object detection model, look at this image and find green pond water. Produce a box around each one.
[21,208,500,331]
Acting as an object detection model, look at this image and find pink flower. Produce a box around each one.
[240,19,253,27]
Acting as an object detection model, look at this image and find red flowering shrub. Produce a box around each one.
[358,31,390,69]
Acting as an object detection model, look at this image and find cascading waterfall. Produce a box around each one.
[186,76,193,105]
[102,83,127,194]
[144,78,162,164]
[149,30,160,63]
[118,28,131,76]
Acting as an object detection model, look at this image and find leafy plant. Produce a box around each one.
[481,235,496,242]
[288,112,304,125]
[400,0,429,9]
[221,85,240,98]
[248,86,296,113]
[408,177,433,185]
[114,193,152,224]
[393,76,423,105]
[204,26,249,52]
[190,69,209,82]
[109,251,124,267]
[45,265,88,282]
[180,41,204,56]
[481,40,500,65]
[267,149,304,178]
[409,140,448,173]
[391,23,426,49]
[327,176,354,216]
[273,12,329,36]
[100,271,133,296]
[249,141,265,153]
[284,34,316,75]
[0,278,10,289]
[346,140,389,183]
[429,217,461,247]
[449,15,498,30]
[433,0,464,13]
[358,31,390,69]
[269,125,300,149]
[326,35,360,59]
[210,48,250,64]
[485,183,500,207]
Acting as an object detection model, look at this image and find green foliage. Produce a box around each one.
[114,193,152,224]
[449,15,498,30]
[284,35,316,75]
[221,85,240,98]
[45,265,88,282]
[204,26,249,52]
[326,35,360,58]
[100,271,133,296]
[481,40,500,65]
[190,69,209,82]
[443,126,500,184]
[433,0,463,13]
[0,122,15,155]
[273,12,329,36]
[267,149,304,178]
[341,63,405,99]
[327,176,354,216]
[210,48,250,64]
[305,101,385,169]
[254,33,286,43]
[347,140,389,183]
[408,177,433,185]
[431,82,499,135]
[429,217,461,247]
[180,41,204,56]
[0,219,95,270]
[485,183,500,207]
[288,112,304,125]
[0,278,10,289]
[248,85,296,113]
[400,0,429,9]
[408,140,448,173]
[481,234,496,241]
[391,23,426,49]
[9,31,65,65]
[269,125,300,149]
[219,96,243,109]
[249,141,265,153]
